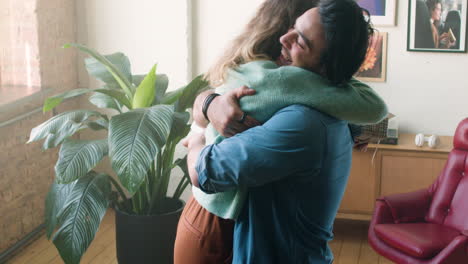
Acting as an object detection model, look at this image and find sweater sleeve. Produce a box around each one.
[274,66,388,125]
[345,78,388,124]
[229,62,388,125]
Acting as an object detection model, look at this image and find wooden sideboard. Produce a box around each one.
[337,133,454,221]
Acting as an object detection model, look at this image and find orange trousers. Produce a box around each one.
[174,196,234,264]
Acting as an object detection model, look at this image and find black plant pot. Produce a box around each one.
[115,198,185,264]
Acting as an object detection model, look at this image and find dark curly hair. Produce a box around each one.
[319,0,375,85]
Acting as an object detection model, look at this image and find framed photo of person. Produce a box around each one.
[407,0,467,52]
[356,0,397,26]
[355,32,388,82]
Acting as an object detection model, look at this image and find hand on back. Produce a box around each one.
[206,86,262,137]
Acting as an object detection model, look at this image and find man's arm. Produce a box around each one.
[192,86,261,137]
[185,105,326,193]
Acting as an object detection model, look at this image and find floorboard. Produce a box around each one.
[6,211,395,264]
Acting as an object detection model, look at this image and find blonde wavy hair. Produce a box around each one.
[204,0,319,87]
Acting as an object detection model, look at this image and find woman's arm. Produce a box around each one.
[192,89,215,128]
[218,63,388,126]
[346,78,388,124]
[182,132,205,187]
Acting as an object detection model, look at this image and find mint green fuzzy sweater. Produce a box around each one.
[193,60,387,219]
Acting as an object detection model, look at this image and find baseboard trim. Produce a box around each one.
[0,223,45,263]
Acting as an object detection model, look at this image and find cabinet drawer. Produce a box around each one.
[337,133,452,220]
[339,150,376,214]
[379,150,447,196]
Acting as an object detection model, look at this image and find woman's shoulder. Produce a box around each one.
[275,66,330,88]
[227,60,281,86]
[233,60,280,75]
[231,60,320,80]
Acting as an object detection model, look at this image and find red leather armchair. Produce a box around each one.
[368,118,468,264]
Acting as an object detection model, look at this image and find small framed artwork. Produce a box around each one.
[356,32,388,82]
[356,0,398,26]
[407,0,467,52]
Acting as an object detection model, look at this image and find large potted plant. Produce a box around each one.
[27,44,208,264]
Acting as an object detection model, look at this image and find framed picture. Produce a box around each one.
[407,0,467,52]
[355,32,388,82]
[356,0,397,26]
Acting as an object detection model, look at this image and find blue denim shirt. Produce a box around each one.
[197,105,353,264]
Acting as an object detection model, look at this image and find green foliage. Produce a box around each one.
[45,180,77,239]
[64,43,134,99]
[84,52,132,88]
[55,139,108,184]
[28,110,105,150]
[28,44,209,264]
[89,92,122,113]
[52,172,111,264]
[43,88,91,112]
[109,105,174,194]
[132,64,157,108]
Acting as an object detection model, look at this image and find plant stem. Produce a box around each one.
[173,176,190,200]
[179,180,190,198]
[148,151,162,213]
[157,145,170,205]
[146,162,156,214]
[148,139,177,213]
[137,187,144,214]
[132,193,140,214]
[159,141,175,201]
[140,175,150,212]
[145,165,153,204]
[173,176,185,199]
[108,176,130,211]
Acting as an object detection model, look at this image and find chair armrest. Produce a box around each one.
[371,200,395,225]
[432,235,468,264]
[378,188,432,224]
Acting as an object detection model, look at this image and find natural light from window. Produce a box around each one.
[0,0,41,106]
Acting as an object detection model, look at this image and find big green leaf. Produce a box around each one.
[155,74,169,105]
[109,105,174,194]
[43,88,92,112]
[43,88,131,113]
[45,180,77,239]
[53,172,111,264]
[159,75,207,106]
[160,88,185,105]
[94,88,132,110]
[132,74,145,87]
[132,64,157,109]
[28,110,103,150]
[133,74,169,103]
[89,92,122,112]
[64,43,134,100]
[167,111,190,144]
[174,74,209,112]
[133,73,169,105]
[55,139,108,184]
[84,52,132,87]
[87,118,109,131]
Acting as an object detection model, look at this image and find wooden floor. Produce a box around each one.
[6,210,394,264]
[330,219,394,264]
